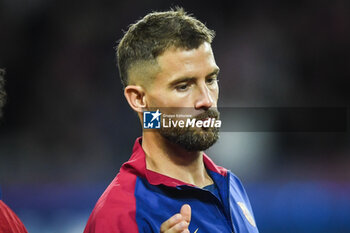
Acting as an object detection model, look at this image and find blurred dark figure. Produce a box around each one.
[0,69,27,233]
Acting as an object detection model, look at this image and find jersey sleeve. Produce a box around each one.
[84,172,139,233]
[0,200,28,233]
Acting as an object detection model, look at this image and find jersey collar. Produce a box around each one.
[121,137,227,188]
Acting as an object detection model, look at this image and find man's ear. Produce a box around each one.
[124,85,147,113]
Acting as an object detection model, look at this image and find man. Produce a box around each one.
[0,68,28,233]
[84,8,259,233]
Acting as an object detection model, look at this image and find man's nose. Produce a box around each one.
[194,85,214,110]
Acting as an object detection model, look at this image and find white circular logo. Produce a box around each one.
[237,202,256,227]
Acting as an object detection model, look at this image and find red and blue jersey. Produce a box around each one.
[84,138,259,233]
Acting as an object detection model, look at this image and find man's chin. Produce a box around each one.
[159,128,219,152]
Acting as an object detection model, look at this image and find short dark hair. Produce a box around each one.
[117,7,215,88]
[0,69,6,118]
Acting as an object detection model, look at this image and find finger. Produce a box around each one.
[180,204,191,223]
[160,213,182,232]
[168,220,189,233]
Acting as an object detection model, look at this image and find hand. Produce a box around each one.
[160,204,191,233]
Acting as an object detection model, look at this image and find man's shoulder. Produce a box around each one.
[95,168,138,213]
[84,169,139,233]
[225,170,245,188]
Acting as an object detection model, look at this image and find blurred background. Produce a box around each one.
[0,0,349,232]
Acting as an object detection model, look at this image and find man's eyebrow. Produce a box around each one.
[168,77,195,86]
[169,68,221,87]
[206,68,220,78]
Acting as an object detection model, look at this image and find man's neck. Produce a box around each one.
[141,132,213,188]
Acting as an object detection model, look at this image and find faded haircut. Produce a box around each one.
[0,69,6,118]
[116,7,215,88]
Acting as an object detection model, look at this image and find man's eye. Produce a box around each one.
[176,84,189,91]
[207,77,218,85]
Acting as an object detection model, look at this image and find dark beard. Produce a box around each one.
[159,109,220,151]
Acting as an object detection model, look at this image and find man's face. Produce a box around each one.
[145,42,220,151]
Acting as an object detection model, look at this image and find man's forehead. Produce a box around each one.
[155,42,217,78]
[158,42,214,63]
